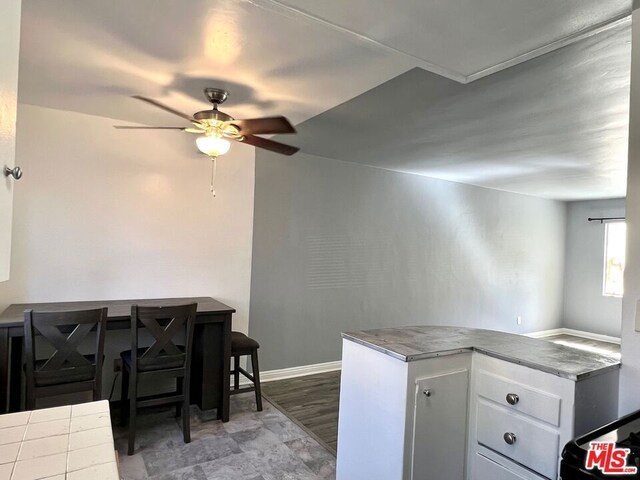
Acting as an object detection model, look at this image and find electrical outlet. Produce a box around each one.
[517,316,522,325]
[113,358,122,372]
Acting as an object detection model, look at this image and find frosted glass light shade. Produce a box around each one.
[196,135,231,157]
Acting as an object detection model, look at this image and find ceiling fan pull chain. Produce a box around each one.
[210,156,217,197]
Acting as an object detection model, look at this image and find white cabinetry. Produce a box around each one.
[476,400,559,478]
[474,453,545,480]
[0,0,22,281]
[412,369,468,480]
[337,338,619,480]
[336,340,471,480]
[467,354,619,480]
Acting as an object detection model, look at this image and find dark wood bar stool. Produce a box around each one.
[24,308,108,410]
[230,332,262,411]
[120,303,197,455]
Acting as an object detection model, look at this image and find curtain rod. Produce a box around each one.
[587,217,625,224]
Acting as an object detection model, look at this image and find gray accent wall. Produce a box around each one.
[249,151,567,370]
[562,199,626,338]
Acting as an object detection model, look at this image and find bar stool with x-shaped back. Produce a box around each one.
[24,308,108,410]
[119,303,197,455]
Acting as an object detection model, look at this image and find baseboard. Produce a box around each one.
[525,328,566,339]
[556,328,621,345]
[240,360,342,385]
[526,327,621,345]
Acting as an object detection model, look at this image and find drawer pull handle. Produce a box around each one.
[423,389,432,397]
[506,393,519,405]
[503,432,517,445]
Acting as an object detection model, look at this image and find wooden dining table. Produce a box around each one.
[0,296,234,420]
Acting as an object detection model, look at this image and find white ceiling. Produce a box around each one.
[17,0,414,127]
[17,0,634,199]
[265,0,631,80]
[291,24,631,201]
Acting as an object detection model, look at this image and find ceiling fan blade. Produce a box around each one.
[225,116,296,135]
[113,126,188,130]
[237,134,299,156]
[113,126,205,134]
[131,95,197,123]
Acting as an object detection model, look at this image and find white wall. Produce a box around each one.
[620,6,640,415]
[249,150,567,371]
[563,199,625,337]
[0,104,255,394]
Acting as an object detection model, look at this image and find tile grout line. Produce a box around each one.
[65,414,71,478]
[11,410,32,480]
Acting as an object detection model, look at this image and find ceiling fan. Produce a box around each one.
[114,88,299,195]
[115,88,299,156]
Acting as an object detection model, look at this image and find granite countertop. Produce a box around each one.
[342,326,621,381]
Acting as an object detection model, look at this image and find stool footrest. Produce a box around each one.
[236,366,255,383]
[230,386,256,395]
[136,392,184,408]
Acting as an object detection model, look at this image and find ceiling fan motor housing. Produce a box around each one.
[193,108,233,123]
[195,88,235,127]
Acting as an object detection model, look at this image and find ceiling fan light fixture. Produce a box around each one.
[196,134,231,157]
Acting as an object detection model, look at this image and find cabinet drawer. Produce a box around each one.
[476,400,559,479]
[474,453,545,480]
[477,370,561,426]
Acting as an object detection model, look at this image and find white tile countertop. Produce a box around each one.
[0,400,118,480]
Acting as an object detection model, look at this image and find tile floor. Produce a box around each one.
[115,393,336,480]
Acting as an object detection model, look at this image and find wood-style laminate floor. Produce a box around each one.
[261,371,341,455]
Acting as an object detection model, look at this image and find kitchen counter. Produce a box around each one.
[342,326,620,380]
[0,400,118,480]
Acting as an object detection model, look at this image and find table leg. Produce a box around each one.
[0,328,8,413]
[8,336,22,412]
[191,315,231,422]
[219,314,231,422]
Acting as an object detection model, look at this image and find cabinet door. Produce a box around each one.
[0,0,22,281]
[412,369,469,480]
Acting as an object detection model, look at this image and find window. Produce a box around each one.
[603,221,626,297]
